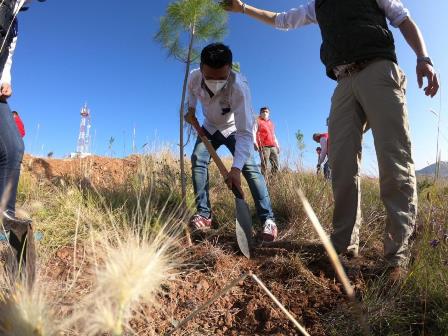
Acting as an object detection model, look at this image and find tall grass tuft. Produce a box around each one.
[0,276,57,336]
[78,227,179,336]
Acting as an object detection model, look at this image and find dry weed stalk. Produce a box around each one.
[0,274,57,336]
[296,188,370,335]
[79,227,179,336]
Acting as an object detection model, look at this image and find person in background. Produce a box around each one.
[313,133,330,179]
[254,106,280,176]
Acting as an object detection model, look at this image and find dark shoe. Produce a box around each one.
[189,214,212,231]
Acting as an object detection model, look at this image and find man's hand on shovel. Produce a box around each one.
[225,167,245,199]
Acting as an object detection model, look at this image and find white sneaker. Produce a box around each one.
[262,219,278,242]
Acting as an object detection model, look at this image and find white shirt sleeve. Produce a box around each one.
[377,0,410,27]
[1,36,17,85]
[15,0,28,14]
[187,70,199,110]
[253,119,259,146]
[275,1,317,30]
[232,77,254,170]
[318,138,327,165]
[274,133,280,149]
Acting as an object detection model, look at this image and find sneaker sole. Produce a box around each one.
[261,233,276,242]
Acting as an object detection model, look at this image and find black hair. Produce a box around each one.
[12,111,18,115]
[201,43,232,69]
[260,107,270,113]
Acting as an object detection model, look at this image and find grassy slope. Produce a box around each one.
[2,154,447,335]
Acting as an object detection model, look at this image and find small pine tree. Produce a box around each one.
[155,0,227,206]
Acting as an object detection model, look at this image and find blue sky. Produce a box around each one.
[9,0,448,173]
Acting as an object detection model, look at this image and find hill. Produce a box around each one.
[416,161,448,177]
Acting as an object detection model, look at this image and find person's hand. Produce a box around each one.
[225,167,244,198]
[417,61,439,98]
[0,83,12,100]
[185,108,196,125]
[221,0,243,12]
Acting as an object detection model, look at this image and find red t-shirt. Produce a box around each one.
[256,117,277,147]
[13,114,25,137]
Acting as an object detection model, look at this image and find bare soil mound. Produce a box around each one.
[23,154,140,188]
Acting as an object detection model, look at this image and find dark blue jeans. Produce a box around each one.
[191,129,274,223]
[0,101,24,215]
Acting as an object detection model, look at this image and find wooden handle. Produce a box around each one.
[189,116,244,199]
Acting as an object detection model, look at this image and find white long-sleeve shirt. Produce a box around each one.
[275,0,410,30]
[318,137,328,166]
[187,69,255,170]
[0,0,33,85]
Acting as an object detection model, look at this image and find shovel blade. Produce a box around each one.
[235,198,253,258]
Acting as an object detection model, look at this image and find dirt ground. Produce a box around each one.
[22,154,141,189]
[17,155,382,335]
[42,236,380,336]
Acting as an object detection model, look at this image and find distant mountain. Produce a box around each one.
[416,161,448,177]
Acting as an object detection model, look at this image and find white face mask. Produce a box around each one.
[204,79,228,95]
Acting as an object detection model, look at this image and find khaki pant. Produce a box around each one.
[260,146,279,175]
[329,60,417,267]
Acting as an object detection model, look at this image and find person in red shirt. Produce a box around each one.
[313,133,331,179]
[12,111,25,137]
[254,107,280,175]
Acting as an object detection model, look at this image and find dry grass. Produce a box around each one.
[0,152,446,335]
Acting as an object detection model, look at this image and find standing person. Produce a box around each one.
[186,43,278,242]
[225,0,439,278]
[0,0,46,269]
[254,107,280,175]
[313,133,330,179]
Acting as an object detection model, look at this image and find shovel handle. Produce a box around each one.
[189,116,244,200]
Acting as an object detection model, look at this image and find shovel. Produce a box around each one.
[189,116,253,258]
[3,217,36,288]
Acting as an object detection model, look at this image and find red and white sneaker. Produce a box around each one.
[262,219,278,242]
[189,214,212,231]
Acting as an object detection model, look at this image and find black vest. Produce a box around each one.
[0,0,16,74]
[315,0,397,80]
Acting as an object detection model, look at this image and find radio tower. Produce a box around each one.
[72,104,92,158]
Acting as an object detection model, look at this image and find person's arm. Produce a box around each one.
[225,78,254,194]
[318,139,327,165]
[272,123,280,151]
[253,119,260,151]
[225,0,276,25]
[185,70,199,124]
[232,81,253,171]
[274,135,280,151]
[377,0,439,98]
[224,0,317,29]
[399,18,439,97]
[0,36,18,99]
